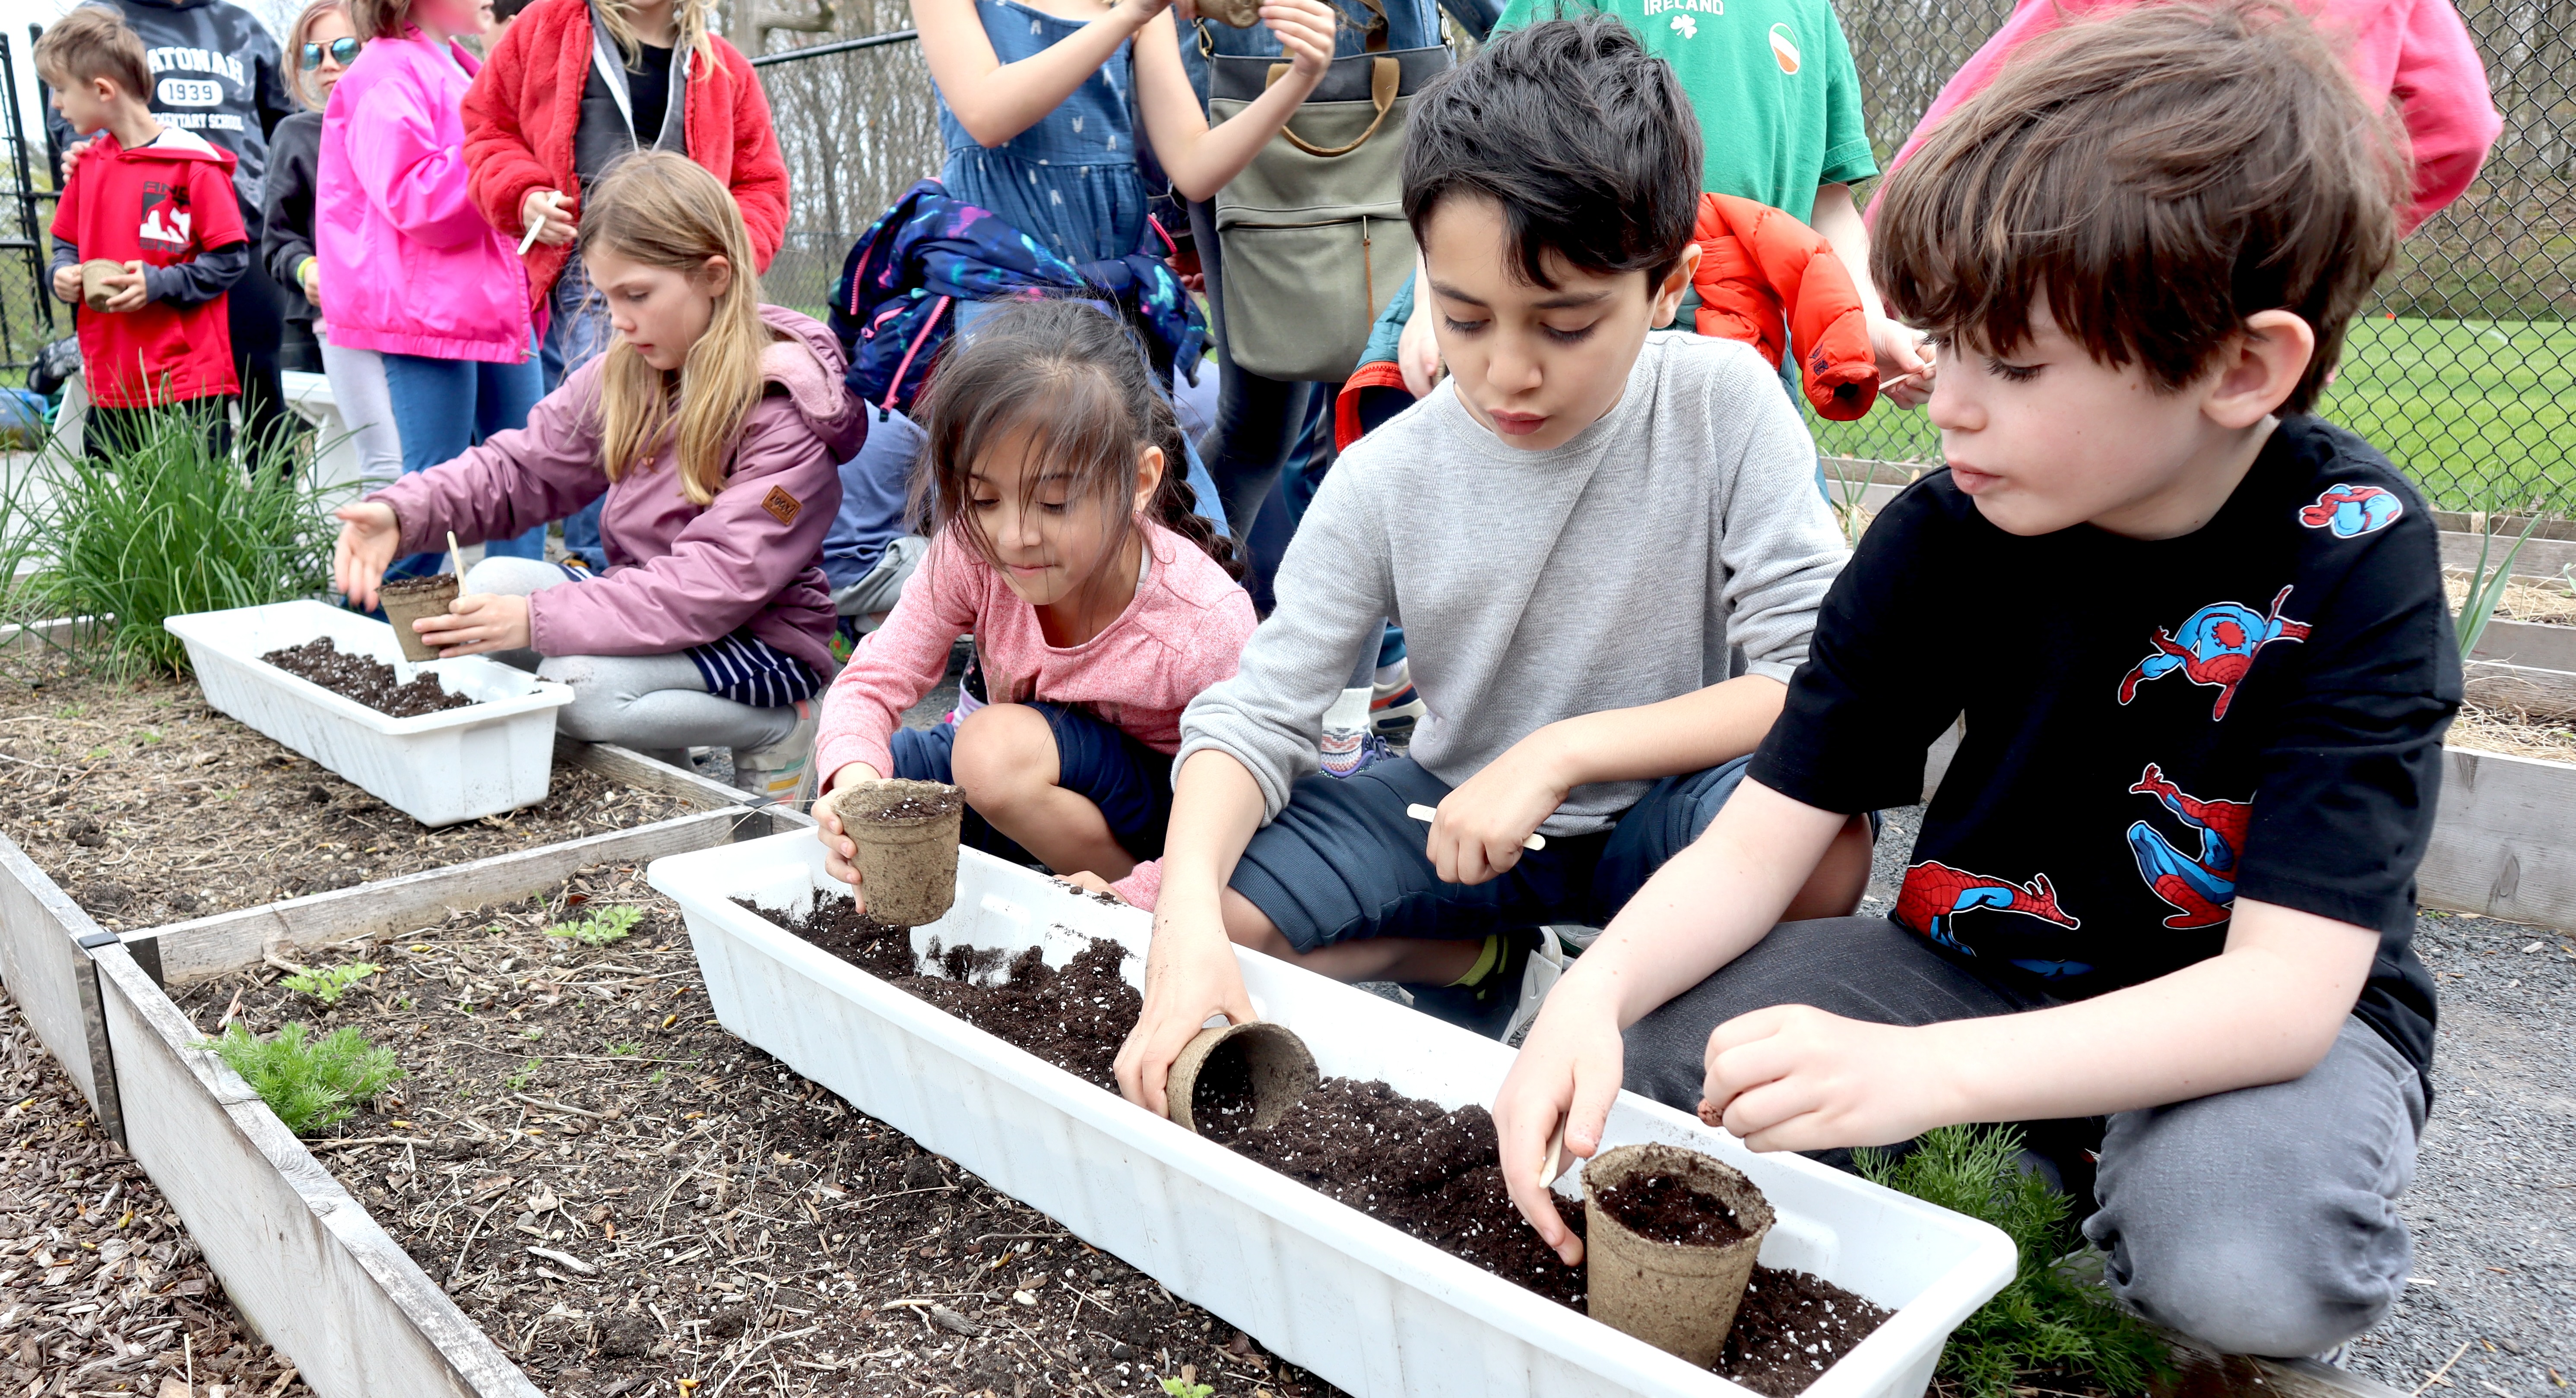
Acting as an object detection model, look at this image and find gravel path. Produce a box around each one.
[1865,805,2576,1391]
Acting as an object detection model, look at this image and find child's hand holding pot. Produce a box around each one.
[49,263,79,304]
[415,592,531,658]
[331,500,403,609]
[815,764,884,897]
[99,262,149,314]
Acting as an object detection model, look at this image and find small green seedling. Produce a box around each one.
[1159,1379,1214,1398]
[545,905,643,948]
[1857,1126,2167,1398]
[280,962,379,1006]
[506,1057,542,1091]
[607,1041,643,1057]
[203,1023,404,1136]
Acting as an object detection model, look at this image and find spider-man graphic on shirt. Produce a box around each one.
[2117,585,2311,720]
[2299,484,2403,539]
[1893,860,2089,976]
[2124,762,2250,930]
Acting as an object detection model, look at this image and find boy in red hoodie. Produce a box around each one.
[39,5,248,459]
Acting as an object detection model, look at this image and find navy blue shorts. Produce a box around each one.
[890,703,1174,865]
[1231,754,1757,953]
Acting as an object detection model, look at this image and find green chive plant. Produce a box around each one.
[0,411,340,675]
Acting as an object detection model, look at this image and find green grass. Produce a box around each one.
[1809,316,2576,517]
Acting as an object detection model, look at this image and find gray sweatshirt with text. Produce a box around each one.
[1178,332,1850,835]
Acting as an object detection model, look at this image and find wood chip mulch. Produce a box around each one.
[0,990,311,1398]
[167,862,1345,1398]
[0,663,700,932]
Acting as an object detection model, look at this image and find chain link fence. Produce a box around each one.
[751,0,2570,517]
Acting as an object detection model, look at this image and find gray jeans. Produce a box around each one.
[463,557,799,754]
[1624,916,2425,1358]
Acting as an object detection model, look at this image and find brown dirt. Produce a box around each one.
[757,898,1890,1395]
[171,865,1328,1398]
[0,990,311,1398]
[2444,701,2576,765]
[0,664,700,932]
[1592,1171,1755,1249]
[1718,1265,1896,1398]
[260,638,473,717]
[861,792,961,824]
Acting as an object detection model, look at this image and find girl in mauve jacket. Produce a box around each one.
[461,0,789,569]
[332,153,860,805]
[320,0,544,573]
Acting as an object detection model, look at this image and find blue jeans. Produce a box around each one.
[381,349,546,577]
[539,254,616,570]
[890,702,1174,867]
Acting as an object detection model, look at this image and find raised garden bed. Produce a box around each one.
[0,651,783,1138]
[84,861,1344,1398]
[165,601,576,827]
[648,834,2021,1398]
[0,987,312,1396]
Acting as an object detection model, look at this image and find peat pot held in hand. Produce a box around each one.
[1583,1141,1776,1367]
[377,574,459,663]
[79,258,123,311]
[1165,1020,1320,1135]
[826,778,966,927]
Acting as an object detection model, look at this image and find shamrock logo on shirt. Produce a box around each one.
[1670,13,1698,38]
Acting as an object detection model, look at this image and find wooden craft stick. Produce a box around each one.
[1406,803,1546,851]
[517,215,546,256]
[1541,1133,1563,1191]
[446,531,463,581]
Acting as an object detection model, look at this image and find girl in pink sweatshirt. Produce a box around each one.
[332,153,863,804]
[814,298,1256,910]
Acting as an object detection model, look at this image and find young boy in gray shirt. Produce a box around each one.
[1110,19,1860,1108]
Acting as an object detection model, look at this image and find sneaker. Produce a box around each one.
[1319,726,1395,778]
[1406,930,1562,1041]
[1370,659,1426,745]
[732,699,819,807]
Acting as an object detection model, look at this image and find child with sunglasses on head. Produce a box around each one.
[812,297,1255,911]
[263,0,404,487]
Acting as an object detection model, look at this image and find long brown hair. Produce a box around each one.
[912,298,1240,582]
[577,151,776,506]
[594,0,718,73]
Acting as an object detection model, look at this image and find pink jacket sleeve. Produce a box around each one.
[373,371,610,554]
[348,58,492,250]
[2389,0,2500,230]
[814,532,983,787]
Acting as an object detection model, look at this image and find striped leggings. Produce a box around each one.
[462,557,802,756]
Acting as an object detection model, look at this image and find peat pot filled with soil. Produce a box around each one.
[377,574,459,663]
[824,779,966,927]
[1584,1142,1777,1366]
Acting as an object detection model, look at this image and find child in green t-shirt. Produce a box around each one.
[1385,0,1930,403]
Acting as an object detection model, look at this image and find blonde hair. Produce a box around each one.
[578,151,775,507]
[35,7,150,100]
[285,0,352,109]
[594,0,718,74]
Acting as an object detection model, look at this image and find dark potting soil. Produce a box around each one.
[1594,1170,1755,1248]
[1189,1038,1261,1136]
[757,894,1892,1393]
[262,637,473,717]
[865,788,963,823]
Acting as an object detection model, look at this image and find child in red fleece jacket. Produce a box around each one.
[39,6,248,458]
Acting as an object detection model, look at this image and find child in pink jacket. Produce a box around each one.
[812,299,1256,911]
[333,154,862,803]
[318,0,543,574]
[1878,0,2500,234]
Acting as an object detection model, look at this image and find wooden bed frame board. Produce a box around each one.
[0,832,120,1131]
[122,805,756,988]
[90,942,543,1398]
[2417,745,2576,930]
[2471,619,2576,674]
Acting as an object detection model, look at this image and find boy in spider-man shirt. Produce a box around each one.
[1494,3,2460,1362]
[38,6,247,459]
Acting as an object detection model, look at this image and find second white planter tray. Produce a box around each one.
[649,833,2016,1398]
[165,599,574,827]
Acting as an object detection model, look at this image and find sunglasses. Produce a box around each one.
[299,36,361,69]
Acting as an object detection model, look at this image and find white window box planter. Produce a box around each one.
[165,599,574,827]
[647,833,2019,1398]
